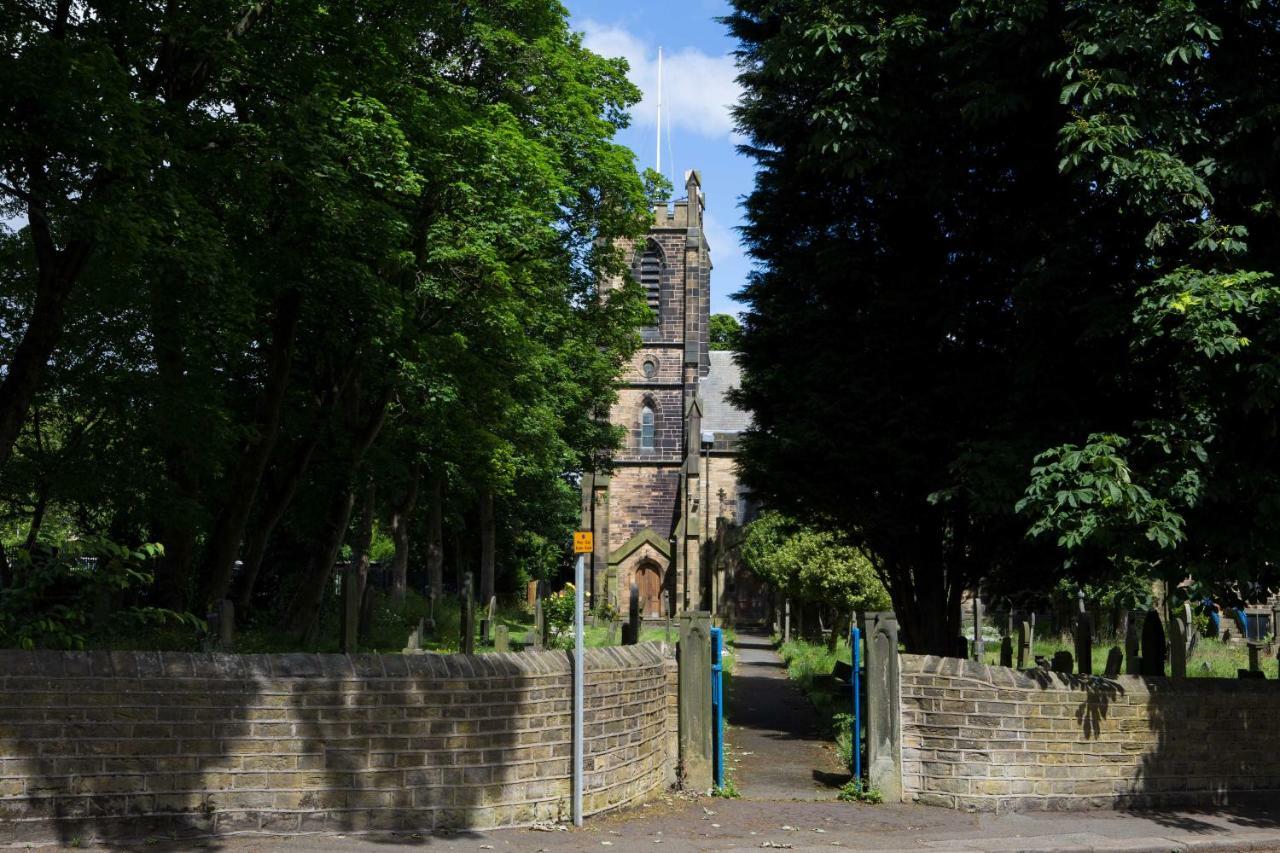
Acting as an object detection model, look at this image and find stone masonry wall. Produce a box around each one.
[900,654,1280,812]
[0,644,677,844]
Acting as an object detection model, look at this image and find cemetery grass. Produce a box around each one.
[978,633,1255,678]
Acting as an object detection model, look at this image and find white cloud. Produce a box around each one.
[581,20,741,141]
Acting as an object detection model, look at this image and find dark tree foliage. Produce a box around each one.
[0,1,653,646]
[725,1,1280,652]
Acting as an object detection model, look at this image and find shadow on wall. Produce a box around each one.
[898,654,1280,812]
[0,645,673,846]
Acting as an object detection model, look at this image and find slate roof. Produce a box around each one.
[701,350,752,434]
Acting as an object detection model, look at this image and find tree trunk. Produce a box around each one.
[291,486,357,642]
[887,562,964,656]
[0,238,91,472]
[24,486,49,550]
[479,490,496,606]
[425,473,444,601]
[150,282,201,611]
[204,290,302,604]
[452,528,464,595]
[348,476,376,643]
[283,384,391,638]
[236,368,353,610]
[388,466,420,604]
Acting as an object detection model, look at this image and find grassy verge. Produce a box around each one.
[777,636,859,770]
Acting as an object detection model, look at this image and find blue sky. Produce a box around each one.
[567,0,751,316]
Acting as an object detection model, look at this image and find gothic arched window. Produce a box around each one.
[640,403,655,449]
[636,242,663,317]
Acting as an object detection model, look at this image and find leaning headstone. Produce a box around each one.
[494,624,510,653]
[460,572,476,655]
[1169,618,1187,679]
[606,619,619,645]
[1125,613,1142,676]
[1051,651,1074,673]
[1075,611,1093,675]
[1104,646,1123,678]
[1017,621,1031,669]
[626,581,641,646]
[999,636,1013,668]
[1139,609,1166,677]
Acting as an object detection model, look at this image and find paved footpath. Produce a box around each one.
[64,632,1280,852]
[727,628,850,800]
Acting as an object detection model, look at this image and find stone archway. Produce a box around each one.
[636,560,663,618]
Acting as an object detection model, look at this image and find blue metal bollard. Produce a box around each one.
[711,626,724,788]
[850,625,862,782]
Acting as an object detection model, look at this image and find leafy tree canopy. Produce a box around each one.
[726,0,1280,652]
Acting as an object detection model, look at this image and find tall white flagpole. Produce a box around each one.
[656,46,663,175]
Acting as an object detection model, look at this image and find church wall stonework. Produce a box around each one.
[606,467,680,553]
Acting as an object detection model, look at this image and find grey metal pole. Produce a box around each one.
[573,552,584,827]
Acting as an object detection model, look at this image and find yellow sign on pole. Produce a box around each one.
[573,531,593,554]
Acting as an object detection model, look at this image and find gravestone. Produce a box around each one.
[626,581,641,646]
[207,599,235,652]
[460,572,475,655]
[955,636,969,660]
[403,617,425,653]
[494,624,510,653]
[480,595,496,645]
[424,590,435,632]
[342,563,360,653]
[1248,641,1262,673]
[1104,646,1123,678]
[1017,621,1031,669]
[607,620,619,645]
[1051,651,1074,673]
[1238,668,1265,679]
[1125,612,1142,676]
[1169,618,1187,679]
[999,636,1013,668]
[1075,611,1093,675]
[532,585,545,650]
[971,594,985,661]
[1139,609,1166,677]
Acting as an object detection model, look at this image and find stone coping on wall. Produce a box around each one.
[899,653,1280,813]
[0,643,678,844]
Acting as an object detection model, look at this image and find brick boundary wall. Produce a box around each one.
[0,644,678,844]
[899,653,1280,813]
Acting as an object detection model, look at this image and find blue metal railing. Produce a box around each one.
[711,626,724,788]
[850,624,863,782]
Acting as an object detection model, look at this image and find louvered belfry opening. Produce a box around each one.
[638,243,662,314]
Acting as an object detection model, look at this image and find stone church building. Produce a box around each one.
[580,171,765,623]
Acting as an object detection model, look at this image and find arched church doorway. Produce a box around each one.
[636,561,663,618]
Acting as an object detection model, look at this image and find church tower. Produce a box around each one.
[583,170,712,617]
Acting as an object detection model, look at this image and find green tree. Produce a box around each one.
[741,511,889,647]
[709,314,742,351]
[727,0,1280,653]
[1,1,653,648]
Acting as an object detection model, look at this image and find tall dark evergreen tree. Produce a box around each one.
[726,2,1194,652]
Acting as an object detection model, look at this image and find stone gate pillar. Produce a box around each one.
[678,611,713,792]
[860,610,902,802]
